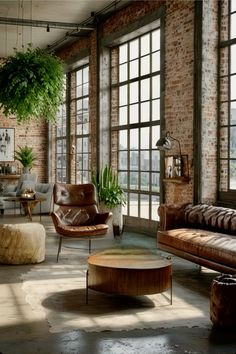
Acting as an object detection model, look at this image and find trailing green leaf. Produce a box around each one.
[91,165,126,209]
[0,48,65,123]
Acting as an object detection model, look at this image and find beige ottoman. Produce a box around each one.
[0,223,45,264]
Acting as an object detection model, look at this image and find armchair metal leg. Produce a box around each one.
[57,236,62,262]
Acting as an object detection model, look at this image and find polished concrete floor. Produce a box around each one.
[0,213,236,354]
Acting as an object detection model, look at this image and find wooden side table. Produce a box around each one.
[3,196,45,221]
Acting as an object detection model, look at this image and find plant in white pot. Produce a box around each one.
[14,145,37,173]
[91,165,126,236]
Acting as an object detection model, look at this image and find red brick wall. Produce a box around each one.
[0,114,47,182]
[164,0,194,204]
[201,0,218,203]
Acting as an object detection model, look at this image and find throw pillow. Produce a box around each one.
[62,208,89,226]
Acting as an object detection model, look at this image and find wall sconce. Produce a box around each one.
[156,131,182,156]
[156,131,188,182]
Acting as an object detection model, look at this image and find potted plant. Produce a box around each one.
[91,165,126,236]
[14,145,37,173]
[0,47,64,123]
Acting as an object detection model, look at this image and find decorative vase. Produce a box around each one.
[99,202,123,237]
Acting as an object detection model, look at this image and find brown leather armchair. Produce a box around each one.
[51,183,112,262]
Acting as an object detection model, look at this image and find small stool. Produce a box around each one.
[0,223,45,264]
[210,274,236,327]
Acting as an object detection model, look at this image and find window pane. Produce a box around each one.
[140,127,149,149]
[152,126,160,149]
[152,99,160,120]
[119,130,127,150]
[151,195,159,221]
[141,101,150,122]
[231,101,236,124]
[152,172,160,192]
[119,63,128,82]
[119,85,128,106]
[231,75,236,100]
[130,172,139,189]
[119,106,128,125]
[140,78,150,101]
[130,103,139,124]
[230,160,236,189]
[230,127,236,158]
[152,52,160,72]
[152,150,160,171]
[140,194,149,219]
[231,45,236,74]
[83,137,89,152]
[130,129,139,149]
[141,55,150,76]
[119,151,128,170]
[141,172,149,191]
[152,29,160,52]
[231,13,236,39]
[83,67,89,83]
[119,43,128,64]
[141,34,150,55]
[76,70,82,85]
[119,171,128,188]
[129,82,139,104]
[130,193,138,217]
[152,75,160,99]
[130,39,139,60]
[130,151,139,170]
[141,150,149,171]
[129,59,139,79]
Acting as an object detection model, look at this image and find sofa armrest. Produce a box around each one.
[3,184,17,196]
[158,203,190,230]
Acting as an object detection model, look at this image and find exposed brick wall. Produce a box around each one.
[201,0,218,203]
[0,113,47,182]
[164,0,194,204]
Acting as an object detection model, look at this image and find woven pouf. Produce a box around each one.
[210,274,236,327]
[0,223,45,264]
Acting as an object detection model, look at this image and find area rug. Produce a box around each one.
[20,250,214,333]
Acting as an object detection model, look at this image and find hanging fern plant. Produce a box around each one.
[0,47,64,123]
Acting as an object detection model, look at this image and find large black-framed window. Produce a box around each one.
[111,28,161,221]
[219,0,236,205]
[73,64,90,183]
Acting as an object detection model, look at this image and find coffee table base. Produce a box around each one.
[86,249,172,305]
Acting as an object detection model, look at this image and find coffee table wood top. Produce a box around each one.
[88,252,171,270]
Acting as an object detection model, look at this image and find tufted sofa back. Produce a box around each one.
[184,204,236,235]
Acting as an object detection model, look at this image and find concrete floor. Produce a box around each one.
[0,214,236,354]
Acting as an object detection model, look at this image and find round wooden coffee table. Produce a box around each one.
[86,248,172,304]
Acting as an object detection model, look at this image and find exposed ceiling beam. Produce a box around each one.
[0,17,95,31]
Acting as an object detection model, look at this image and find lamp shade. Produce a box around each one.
[156,136,172,151]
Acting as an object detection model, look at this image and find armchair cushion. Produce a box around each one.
[62,208,89,226]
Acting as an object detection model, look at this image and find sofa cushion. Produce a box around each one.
[158,228,236,269]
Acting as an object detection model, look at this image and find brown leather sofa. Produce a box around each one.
[157,204,236,274]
